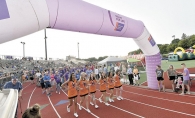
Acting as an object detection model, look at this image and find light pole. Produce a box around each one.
[77,42,79,59]
[20,42,25,57]
[44,29,47,60]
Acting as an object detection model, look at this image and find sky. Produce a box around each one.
[0,0,195,59]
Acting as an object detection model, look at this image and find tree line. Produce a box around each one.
[128,33,195,55]
[81,56,108,62]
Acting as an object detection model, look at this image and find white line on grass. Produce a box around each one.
[140,81,147,85]
[122,89,195,106]
[48,96,61,118]
[61,89,100,118]
[27,87,36,108]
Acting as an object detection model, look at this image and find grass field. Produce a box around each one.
[138,60,195,83]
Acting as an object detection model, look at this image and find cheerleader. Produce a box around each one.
[99,72,109,106]
[88,73,99,108]
[114,70,123,100]
[78,72,91,113]
[61,73,78,117]
[107,72,115,102]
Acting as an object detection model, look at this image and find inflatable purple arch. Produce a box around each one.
[0,0,161,89]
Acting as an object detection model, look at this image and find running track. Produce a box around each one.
[18,82,195,118]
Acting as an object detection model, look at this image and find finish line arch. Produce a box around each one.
[0,0,161,89]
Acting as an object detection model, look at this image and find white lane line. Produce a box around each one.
[95,89,145,118]
[140,81,147,85]
[95,98,145,118]
[61,89,99,118]
[123,85,195,98]
[23,83,31,90]
[122,89,195,106]
[123,97,195,117]
[105,91,195,117]
[27,87,36,108]
[48,96,61,118]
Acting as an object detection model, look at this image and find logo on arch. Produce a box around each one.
[0,0,10,20]
[108,10,125,32]
[148,35,156,47]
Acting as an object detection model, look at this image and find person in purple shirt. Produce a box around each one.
[180,63,190,95]
[65,71,70,81]
[54,71,61,94]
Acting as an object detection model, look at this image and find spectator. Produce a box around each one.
[22,104,41,118]
[43,71,52,97]
[166,65,177,92]
[54,71,61,94]
[133,65,140,86]
[103,65,108,76]
[75,70,80,80]
[127,65,133,85]
[156,65,165,92]
[180,63,190,95]
[94,66,99,79]
[86,67,92,79]
[3,76,23,118]
[40,72,45,94]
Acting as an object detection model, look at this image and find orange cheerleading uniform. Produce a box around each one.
[79,79,89,97]
[108,77,115,90]
[100,79,107,92]
[89,79,96,94]
[114,75,122,88]
[67,80,78,99]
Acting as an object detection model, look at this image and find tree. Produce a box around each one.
[178,39,190,49]
[181,33,187,40]
[159,44,169,54]
[167,43,178,52]
[128,49,142,55]
[97,56,108,61]
[171,38,180,44]
[189,35,195,46]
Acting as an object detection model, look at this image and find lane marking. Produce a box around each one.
[23,83,31,90]
[48,96,61,118]
[105,91,195,117]
[61,89,99,118]
[27,87,36,108]
[95,89,145,118]
[95,98,145,118]
[140,81,147,85]
[123,97,195,117]
[123,85,195,98]
[122,89,195,106]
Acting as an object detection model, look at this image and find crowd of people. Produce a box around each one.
[1,58,193,118]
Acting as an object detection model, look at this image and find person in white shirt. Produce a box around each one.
[114,64,119,72]
[127,65,133,85]
[122,64,127,84]
[94,66,99,79]
[36,71,41,78]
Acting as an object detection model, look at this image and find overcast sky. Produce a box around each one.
[0,0,195,59]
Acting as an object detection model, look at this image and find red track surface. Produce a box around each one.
[18,82,195,118]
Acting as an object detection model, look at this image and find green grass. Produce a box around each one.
[161,60,195,70]
[138,60,195,84]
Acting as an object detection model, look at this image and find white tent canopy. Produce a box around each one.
[98,57,126,65]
